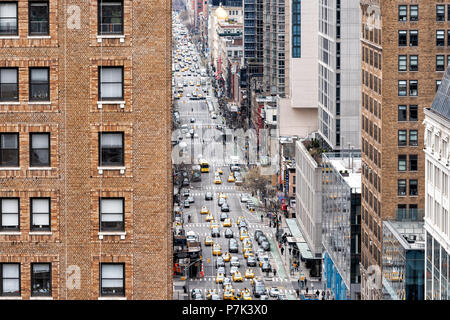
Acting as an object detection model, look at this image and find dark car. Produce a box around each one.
[247,256,257,267]
[211,227,220,238]
[218,198,226,207]
[261,240,270,251]
[229,239,238,253]
[225,228,233,238]
[254,230,263,241]
[257,234,268,245]
[191,288,202,299]
[261,262,272,273]
[205,192,213,200]
[183,189,190,197]
[220,212,228,221]
[221,203,230,212]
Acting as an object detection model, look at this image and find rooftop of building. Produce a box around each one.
[383,220,425,251]
[323,152,362,191]
[301,138,325,165]
[429,65,450,120]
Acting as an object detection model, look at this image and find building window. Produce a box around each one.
[99,132,124,166]
[409,204,418,220]
[398,179,407,196]
[30,133,50,167]
[0,68,18,101]
[437,80,442,92]
[100,198,124,231]
[409,179,418,196]
[398,30,407,46]
[409,80,418,96]
[100,263,124,296]
[398,55,407,71]
[98,1,123,35]
[31,263,51,297]
[409,105,418,121]
[0,133,19,167]
[28,2,49,35]
[99,67,123,100]
[29,68,50,101]
[409,130,418,146]
[410,5,418,21]
[398,105,407,121]
[398,130,407,146]
[409,55,418,71]
[409,154,418,171]
[437,30,445,46]
[436,55,445,71]
[0,263,20,296]
[398,5,407,21]
[0,2,18,35]
[397,204,407,220]
[398,80,407,96]
[437,5,445,21]
[398,155,407,171]
[0,198,19,231]
[409,30,418,46]
[30,198,50,231]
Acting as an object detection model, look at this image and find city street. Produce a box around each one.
[172,21,297,300]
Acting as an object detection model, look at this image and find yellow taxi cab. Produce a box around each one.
[227,175,235,183]
[224,284,235,294]
[216,272,224,284]
[205,214,214,222]
[240,230,249,241]
[232,270,243,282]
[216,168,223,175]
[200,206,210,215]
[223,290,235,300]
[223,218,232,228]
[218,193,227,199]
[198,94,203,99]
[237,216,245,226]
[243,238,253,248]
[245,269,255,279]
[206,289,217,300]
[204,236,214,246]
[244,249,254,259]
[214,176,222,184]
[222,252,231,262]
[210,222,220,230]
[196,82,201,87]
[212,244,222,256]
[242,289,252,300]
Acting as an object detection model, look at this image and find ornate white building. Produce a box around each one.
[423,66,450,300]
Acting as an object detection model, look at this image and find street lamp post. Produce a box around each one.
[184,257,202,300]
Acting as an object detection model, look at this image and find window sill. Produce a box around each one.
[29,231,52,235]
[98,297,126,300]
[30,296,53,300]
[27,35,51,39]
[0,231,21,235]
[28,167,52,171]
[0,36,19,39]
[97,167,126,175]
[98,231,126,240]
[0,296,22,300]
[0,167,20,171]
[27,101,51,105]
[97,101,125,109]
[97,35,125,43]
[0,101,20,105]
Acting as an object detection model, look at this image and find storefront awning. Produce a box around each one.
[285,218,316,260]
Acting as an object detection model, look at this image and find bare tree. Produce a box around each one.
[242,167,272,197]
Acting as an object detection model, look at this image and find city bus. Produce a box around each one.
[199,159,209,173]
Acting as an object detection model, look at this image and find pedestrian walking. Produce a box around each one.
[305,287,309,294]
[273,269,277,277]
[261,214,263,222]
[281,246,284,255]
[316,290,320,296]
[187,214,191,223]
[304,278,307,287]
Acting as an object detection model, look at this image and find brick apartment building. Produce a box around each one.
[360,0,450,300]
[0,1,172,299]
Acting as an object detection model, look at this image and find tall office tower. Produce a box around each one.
[360,1,450,300]
[318,0,361,151]
[0,1,172,299]
[423,66,450,300]
[263,0,286,97]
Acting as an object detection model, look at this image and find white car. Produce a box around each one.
[230,256,240,268]
[230,266,239,275]
[269,287,280,297]
[211,112,217,119]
